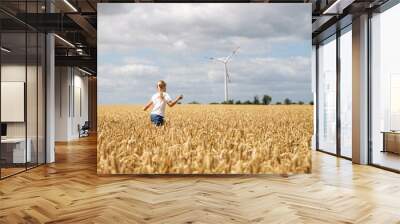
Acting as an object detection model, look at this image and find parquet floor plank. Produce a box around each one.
[0,135,399,223]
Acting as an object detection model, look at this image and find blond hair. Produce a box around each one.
[157,80,166,91]
[157,80,167,100]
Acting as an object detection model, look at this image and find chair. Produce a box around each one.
[79,121,90,138]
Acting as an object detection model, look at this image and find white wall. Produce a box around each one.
[1,63,46,164]
[55,67,89,141]
[72,73,89,138]
[55,66,70,141]
[1,65,26,137]
[1,65,37,138]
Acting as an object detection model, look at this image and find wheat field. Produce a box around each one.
[97,105,313,174]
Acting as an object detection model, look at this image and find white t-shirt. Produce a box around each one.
[150,92,172,117]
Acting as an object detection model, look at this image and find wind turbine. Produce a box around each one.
[209,47,240,102]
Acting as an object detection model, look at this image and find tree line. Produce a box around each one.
[187,95,314,105]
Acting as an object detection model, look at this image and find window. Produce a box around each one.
[370,3,400,171]
[317,35,337,154]
[0,2,46,179]
[339,26,352,158]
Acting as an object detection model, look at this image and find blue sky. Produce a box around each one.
[98,3,312,104]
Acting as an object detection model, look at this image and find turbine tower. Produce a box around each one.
[209,47,240,102]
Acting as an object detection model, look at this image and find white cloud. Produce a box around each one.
[98,4,310,54]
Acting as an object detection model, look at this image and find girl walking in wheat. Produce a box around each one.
[143,80,183,126]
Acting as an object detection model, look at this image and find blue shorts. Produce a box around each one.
[150,114,164,126]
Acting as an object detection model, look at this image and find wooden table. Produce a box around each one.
[381,131,400,154]
[1,138,31,164]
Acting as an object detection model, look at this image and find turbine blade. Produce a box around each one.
[226,46,240,62]
[210,56,226,63]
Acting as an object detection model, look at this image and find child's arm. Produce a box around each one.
[167,95,183,107]
[143,100,153,111]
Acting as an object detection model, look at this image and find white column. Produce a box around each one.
[54,67,73,141]
[352,14,369,164]
[45,0,56,163]
[46,33,55,163]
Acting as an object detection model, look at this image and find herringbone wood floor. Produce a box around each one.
[1,135,400,224]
